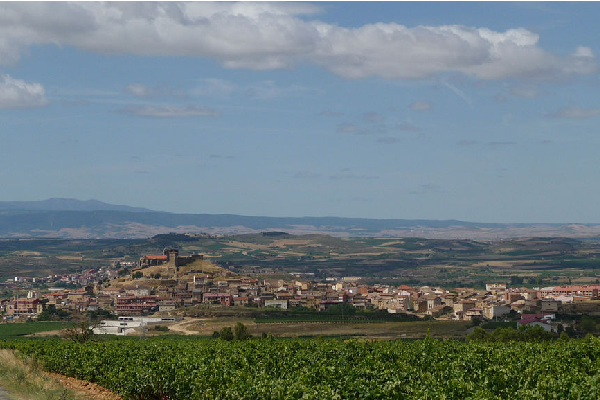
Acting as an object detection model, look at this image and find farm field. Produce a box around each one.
[2,336,600,399]
[0,322,71,339]
[3,233,600,288]
[168,317,471,339]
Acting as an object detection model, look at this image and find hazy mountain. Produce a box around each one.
[0,199,599,239]
[0,198,154,213]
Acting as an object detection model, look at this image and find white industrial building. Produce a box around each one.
[93,316,181,336]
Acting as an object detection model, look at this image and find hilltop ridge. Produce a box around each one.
[0,199,599,240]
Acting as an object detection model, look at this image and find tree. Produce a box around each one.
[466,327,488,342]
[132,271,143,279]
[580,315,596,334]
[520,325,553,341]
[63,322,96,343]
[37,304,70,321]
[491,327,519,342]
[234,322,251,340]
[324,303,356,315]
[219,327,233,341]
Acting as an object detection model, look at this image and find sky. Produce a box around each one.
[1,1,599,223]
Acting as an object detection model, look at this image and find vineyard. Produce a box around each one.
[1,336,600,399]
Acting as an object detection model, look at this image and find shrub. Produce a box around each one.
[234,323,251,340]
[219,327,233,341]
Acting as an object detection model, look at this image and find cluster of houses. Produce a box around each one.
[2,250,600,328]
[10,266,117,287]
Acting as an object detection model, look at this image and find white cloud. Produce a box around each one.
[547,105,600,119]
[125,83,186,98]
[0,3,594,80]
[191,78,316,99]
[192,79,238,97]
[410,101,432,111]
[125,83,155,97]
[121,105,221,117]
[0,73,48,109]
[244,81,315,99]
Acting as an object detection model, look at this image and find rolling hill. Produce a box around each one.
[0,199,599,239]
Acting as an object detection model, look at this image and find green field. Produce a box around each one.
[0,322,70,338]
[2,336,600,399]
[3,234,600,288]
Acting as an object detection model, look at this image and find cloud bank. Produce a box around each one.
[0,2,595,80]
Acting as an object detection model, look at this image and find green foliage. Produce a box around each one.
[323,303,356,315]
[87,309,117,322]
[480,321,518,330]
[219,327,233,341]
[52,282,79,289]
[150,325,169,332]
[467,325,554,342]
[468,326,488,341]
[63,322,95,343]
[580,315,597,334]
[132,271,143,279]
[0,322,70,338]
[234,323,251,341]
[2,336,600,399]
[37,304,70,321]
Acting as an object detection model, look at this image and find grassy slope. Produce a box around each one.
[0,349,83,400]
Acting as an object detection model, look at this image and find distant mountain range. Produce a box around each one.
[0,198,599,240]
[0,198,153,213]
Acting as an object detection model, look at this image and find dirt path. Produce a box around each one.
[168,318,206,335]
[48,373,122,400]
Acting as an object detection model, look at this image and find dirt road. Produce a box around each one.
[167,318,206,335]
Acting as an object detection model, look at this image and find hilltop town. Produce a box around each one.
[2,243,599,337]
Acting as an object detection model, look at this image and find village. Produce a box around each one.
[1,247,599,335]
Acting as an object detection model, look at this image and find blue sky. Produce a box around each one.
[1,2,599,223]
